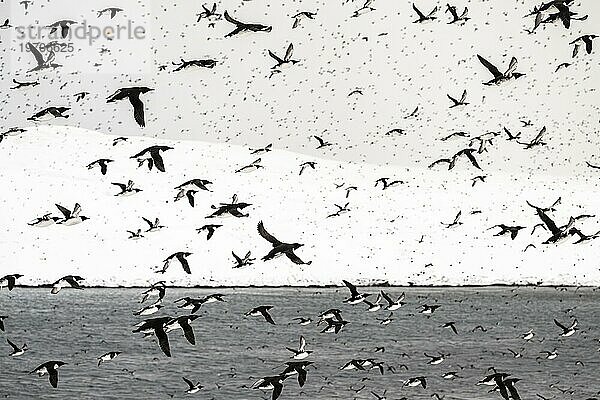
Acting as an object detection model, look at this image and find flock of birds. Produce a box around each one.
[0,0,599,398]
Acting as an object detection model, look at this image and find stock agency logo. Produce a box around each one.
[10,0,153,73]
[14,20,147,45]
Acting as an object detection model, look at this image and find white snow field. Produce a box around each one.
[1,125,599,287]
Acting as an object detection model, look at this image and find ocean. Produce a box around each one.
[0,287,599,399]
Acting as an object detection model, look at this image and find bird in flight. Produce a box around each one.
[570,34,597,57]
[257,221,311,265]
[413,4,438,23]
[107,87,154,127]
[477,55,525,85]
[447,90,468,108]
[223,11,272,37]
[292,11,316,28]
[446,4,469,24]
[268,43,299,69]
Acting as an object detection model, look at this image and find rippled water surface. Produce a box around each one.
[1,287,599,399]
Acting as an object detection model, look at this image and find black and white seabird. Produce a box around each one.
[526,200,573,243]
[11,79,39,89]
[280,361,312,387]
[87,159,113,175]
[196,224,222,240]
[28,107,70,121]
[223,11,272,37]
[413,4,437,23]
[442,322,458,334]
[235,158,263,173]
[250,143,273,155]
[51,275,84,294]
[257,221,311,265]
[207,195,251,218]
[163,252,193,274]
[97,351,121,366]
[292,317,312,326]
[0,274,23,291]
[31,361,67,388]
[424,352,447,365]
[380,290,405,310]
[446,4,469,24]
[175,178,213,192]
[419,304,441,314]
[441,211,462,228]
[477,55,525,85]
[489,224,526,240]
[0,316,6,332]
[554,318,577,337]
[107,87,154,127]
[172,58,217,72]
[197,3,222,22]
[165,315,200,345]
[312,135,333,149]
[112,180,142,196]
[7,339,28,357]
[447,90,468,107]
[268,44,299,69]
[251,375,287,400]
[299,161,316,175]
[570,35,597,57]
[245,305,276,324]
[182,377,203,394]
[286,336,312,360]
[27,43,62,72]
[517,126,547,149]
[131,145,173,172]
[342,280,371,304]
[142,217,165,232]
[232,251,255,268]
[97,7,123,19]
[292,11,316,28]
[48,20,77,38]
[132,316,172,357]
[375,178,404,190]
[403,376,427,389]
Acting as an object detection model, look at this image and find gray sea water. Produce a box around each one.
[0,287,599,399]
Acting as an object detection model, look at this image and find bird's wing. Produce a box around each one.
[428,6,438,17]
[180,320,196,345]
[459,7,468,18]
[299,335,306,352]
[179,256,191,274]
[232,251,242,264]
[142,217,153,227]
[380,290,393,305]
[272,381,283,400]
[154,328,171,357]
[463,150,481,169]
[224,11,242,26]
[55,204,71,218]
[72,203,81,217]
[459,90,467,103]
[257,221,281,245]
[451,324,458,334]
[536,209,561,235]
[27,42,44,66]
[583,37,593,54]
[150,150,165,172]
[128,94,146,127]
[7,339,19,351]
[504,57,518,76]
[533,126,546,143]
[343,280,359,297]
[186,191,195,208]
[298,369,307,387]
[285,251,308,265]
[507,384,522,400]
[412,3,426,19]
[262,310,276,325]
[284,43,294,61]
[182,377,194,389]
[477,55,502,78]
[48,369,59,388]
[313,135,325,146]
[447,94,458,105]
[268,50,284,64]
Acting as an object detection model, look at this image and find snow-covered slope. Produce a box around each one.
[1,125,599,287]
